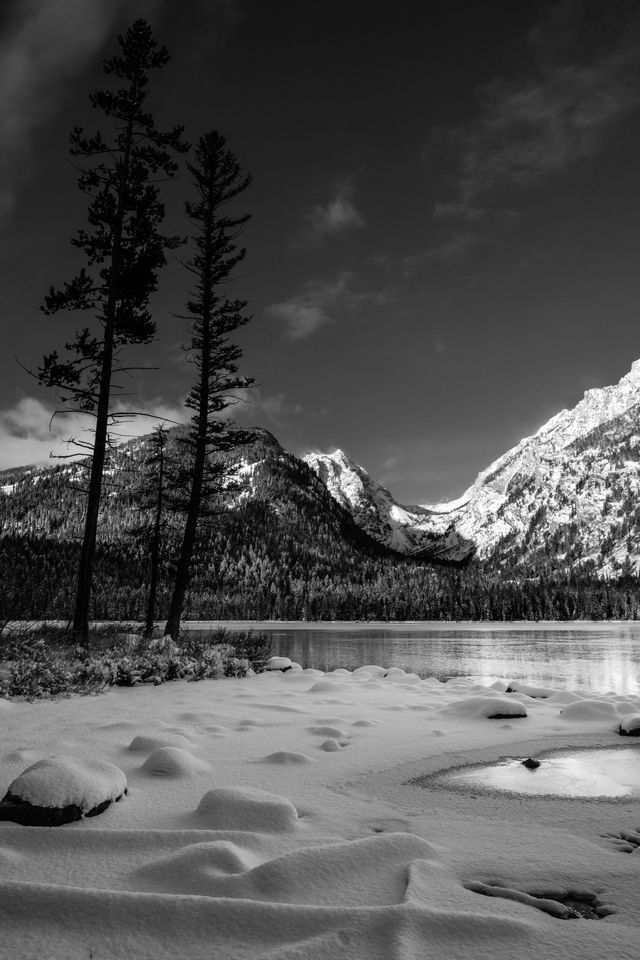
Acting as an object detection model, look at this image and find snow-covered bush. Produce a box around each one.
[0,625,271,699]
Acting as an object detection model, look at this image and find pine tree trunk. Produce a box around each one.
[72,111,135,644]
[72,328,114,640]
[164,447,205,638]
[164,171,214,639]
[144,441,165,640]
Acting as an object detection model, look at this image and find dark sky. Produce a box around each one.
[1,0,640,503]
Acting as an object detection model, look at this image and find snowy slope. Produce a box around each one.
[306,360,640,570]
[303,449,471,558]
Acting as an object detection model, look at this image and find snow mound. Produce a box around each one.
[307,725,349,738]
[353,665,388,678]
[2,756,126,821]
[320,739,342,752]
[384,667,407,679]
[128,733,193,753]
[308,680,349,695]
[560,700,616,721]
[441,696,528,720]
[140,747,208,777]
[261,751,313,764]
[195,786,299,832]
[134,840,261,892]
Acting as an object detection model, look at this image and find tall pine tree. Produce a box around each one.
[37,21,187,641]
[164,131,253,638]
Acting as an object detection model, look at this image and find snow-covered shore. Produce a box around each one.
[1,665,640,958]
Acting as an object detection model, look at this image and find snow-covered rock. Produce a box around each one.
[618,714,640,736]
[440,695,528,720]
[266,656,293,672]
[0,756,127,826]
[195,786,299,832]
[560,700,617,721]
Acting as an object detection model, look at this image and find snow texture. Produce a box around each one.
[1,667,640,958]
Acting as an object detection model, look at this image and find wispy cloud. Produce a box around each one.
[231,389,306,428]
[0,394,188,470]
[294,177,365,247]
[268,272,395,340]
[0,0,163,220]
[431,1,640,224]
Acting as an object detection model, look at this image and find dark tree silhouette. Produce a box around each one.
[135,424,171,639]
[37,20,188,641]
[164,131,253,638]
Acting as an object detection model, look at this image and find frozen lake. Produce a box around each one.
[435,746,640,799]
[188,620,640,695]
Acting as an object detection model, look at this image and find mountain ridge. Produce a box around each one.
[305,359,640,572]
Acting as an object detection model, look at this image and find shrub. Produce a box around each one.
[0,623,272,699]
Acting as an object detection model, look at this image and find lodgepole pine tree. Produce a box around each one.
[164,131,253,638]
[37,21,188,642]
[139,424,170,640]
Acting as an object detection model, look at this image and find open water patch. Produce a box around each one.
[424,745,640,799]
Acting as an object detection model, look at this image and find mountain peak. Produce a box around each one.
[308,358,640,569]
[621,358,640,386]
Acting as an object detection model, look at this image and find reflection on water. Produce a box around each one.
[184,621,640,695]
[436,746,640,798]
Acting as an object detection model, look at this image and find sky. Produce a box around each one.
[1,0,640,504]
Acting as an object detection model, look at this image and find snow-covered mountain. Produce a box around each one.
[302,449,471,559]
[305,360,640,571]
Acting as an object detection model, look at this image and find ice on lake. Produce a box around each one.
[436,746,640,798]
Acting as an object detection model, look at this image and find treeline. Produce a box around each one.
[3,525,639,623]
[3,423,640,623]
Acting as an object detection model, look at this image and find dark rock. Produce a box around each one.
[0,793,84,826]
[0,789,127,826]
[486,712,527,719]
[618,716,640,736]
[521,757,541,770]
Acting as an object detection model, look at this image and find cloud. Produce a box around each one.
[295,177,365,246]
[268,272,396,340]
[0,394,188,470]
[268,301,332,340]
[0,0,163,219]
[432,1,640,222]
[268,273,352,340]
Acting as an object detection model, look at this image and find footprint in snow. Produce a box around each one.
[601,828,640,853]
[467,880,614,919]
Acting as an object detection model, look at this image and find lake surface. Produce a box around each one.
[186,621,640,695]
